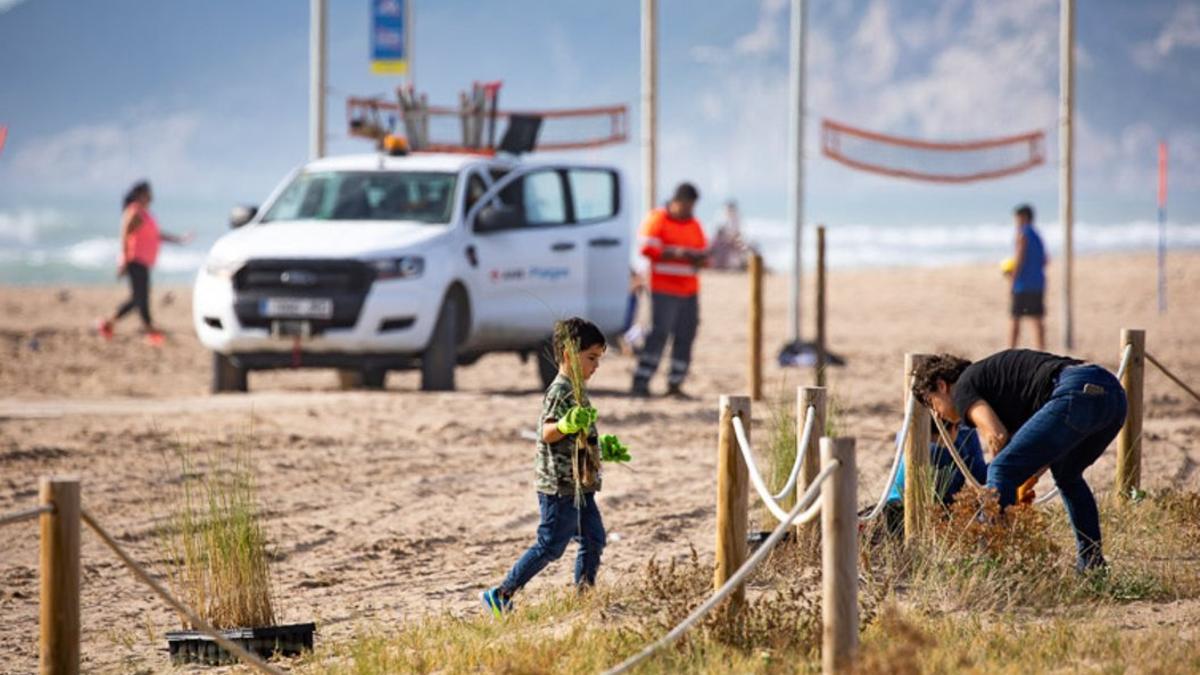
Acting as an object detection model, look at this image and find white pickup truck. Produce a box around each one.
[192,152,629,393]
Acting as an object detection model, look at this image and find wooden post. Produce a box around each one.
[40,476,80,675]
[797,386,827,550]
[749,253,764,401]
[1115,329,1145,499]
[715,396,750,607]
[821,436,858,675]
[904,354,933,543]
[815,225,827,387]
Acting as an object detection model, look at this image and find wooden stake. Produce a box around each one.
[821,436,858,675]
[749,253,764,401]
[904,354,933,543]
[797,387,827,552]
[815,225,827,387]
[1115,329,1145,499]
[715,396,750,608]
[40,476,80,675]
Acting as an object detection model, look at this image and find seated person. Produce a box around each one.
[874,421,987,537]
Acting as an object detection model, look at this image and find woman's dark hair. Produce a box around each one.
[1014,203,1034,222]
[552,317,607,363]
[911,353,972,405]
[123,180,151,209]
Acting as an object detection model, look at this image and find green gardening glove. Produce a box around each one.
[556,406,597,436]
[599,434,632,463]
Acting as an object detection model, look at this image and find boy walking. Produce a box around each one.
[483,317,629,616]
[1008,204,1048,350]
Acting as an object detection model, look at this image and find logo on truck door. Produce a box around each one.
[488,266,570,283]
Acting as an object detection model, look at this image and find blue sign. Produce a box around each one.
[371,0,407,75]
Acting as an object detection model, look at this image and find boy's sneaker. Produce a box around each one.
[96,319,114,341]
[480,587,512,618]
[145,330,166,347]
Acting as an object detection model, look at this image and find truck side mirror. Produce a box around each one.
[229,205,258,229]
[476,204,523,233]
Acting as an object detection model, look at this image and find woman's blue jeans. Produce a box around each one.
[501,492,606,594]
[986,365,1127,571]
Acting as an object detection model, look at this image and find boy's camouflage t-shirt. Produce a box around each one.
[535,374,601,495]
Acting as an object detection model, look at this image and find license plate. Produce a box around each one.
[260,297,333,319]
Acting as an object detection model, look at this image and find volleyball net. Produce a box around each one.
[821,118,1046,183]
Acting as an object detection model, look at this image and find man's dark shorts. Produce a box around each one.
[1011,291,1045,317]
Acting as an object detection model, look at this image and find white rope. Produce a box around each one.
[1116,343,1133,381]
[729,405,817,524]
[602,459,841,675]
[773,405,817,501]
[731,415,792,523]
[857,395,917,522]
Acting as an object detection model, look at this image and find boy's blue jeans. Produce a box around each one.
[500,492,606,594]
[986,364,1127,571]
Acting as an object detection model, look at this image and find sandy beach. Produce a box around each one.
[1,252,1198,672]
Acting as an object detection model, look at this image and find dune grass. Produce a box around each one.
[161,442,277,630]
[297,488,1200,674]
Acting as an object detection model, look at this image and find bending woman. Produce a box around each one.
[97,180,190,344]
[911,350,1127,572]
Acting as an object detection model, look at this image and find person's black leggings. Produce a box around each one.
[114,262,152,327]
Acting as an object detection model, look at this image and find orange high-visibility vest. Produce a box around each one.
[639,208,708,297]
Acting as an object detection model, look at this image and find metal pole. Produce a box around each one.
[1158,141,1167,313]
[1059,0,1075,350]
[405,0,415,89]
[641,0,658,216]
[787,0,807,344]
[309,0,327,160]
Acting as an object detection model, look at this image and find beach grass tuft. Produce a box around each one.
[162,441,277,630]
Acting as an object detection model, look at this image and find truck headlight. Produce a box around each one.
[205,257,243,280]
[369,256,424,280]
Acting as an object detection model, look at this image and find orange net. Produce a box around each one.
[821,119,1045,183]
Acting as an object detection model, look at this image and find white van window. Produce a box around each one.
[262,171,457,224]
[522,171,567,225]
[568,170,617,222]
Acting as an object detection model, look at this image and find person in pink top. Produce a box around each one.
[97,181,191,345]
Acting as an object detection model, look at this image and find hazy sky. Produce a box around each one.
[1,0,1198,248]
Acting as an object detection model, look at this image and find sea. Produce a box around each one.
[1,207,1196,286]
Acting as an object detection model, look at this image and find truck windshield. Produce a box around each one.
[261,171,457,224]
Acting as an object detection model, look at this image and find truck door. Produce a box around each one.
[464,165,585,348]
[566,167,628,336]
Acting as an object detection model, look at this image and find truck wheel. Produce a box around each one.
[421,294,459,392]
[536,338,558,389]
[212,353,248,393]
[361,368,386,390]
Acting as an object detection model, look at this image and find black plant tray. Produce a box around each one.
[166,622,315,666]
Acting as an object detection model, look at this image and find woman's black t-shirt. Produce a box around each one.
[952,349,1082,434]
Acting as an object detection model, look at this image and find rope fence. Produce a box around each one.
[0,504,52,529]
[1146,352,1200,405]
[731,396,915,527]
[603,457,843,675]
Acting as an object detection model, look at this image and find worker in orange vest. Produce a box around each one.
[631,183,709,398]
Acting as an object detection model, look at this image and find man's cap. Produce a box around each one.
[672,182,700,202]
